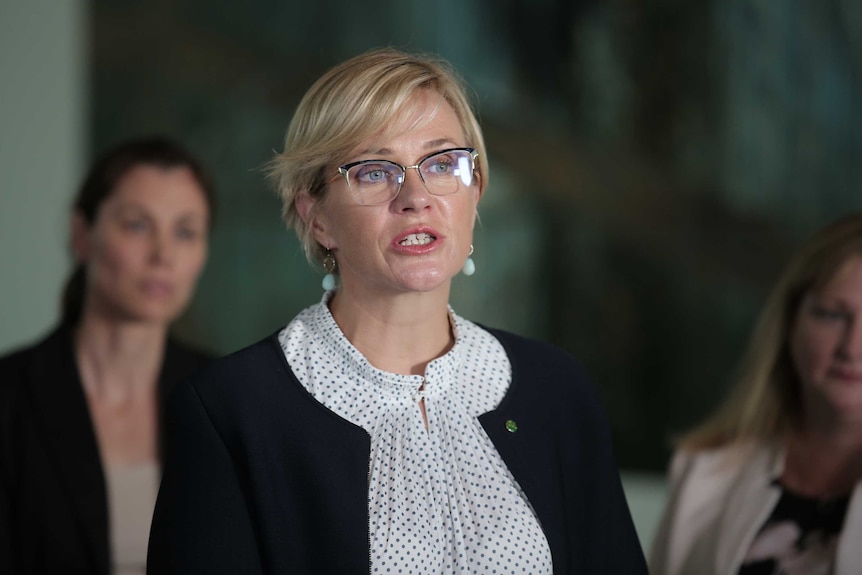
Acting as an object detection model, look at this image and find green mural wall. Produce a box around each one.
[90,0,862,470]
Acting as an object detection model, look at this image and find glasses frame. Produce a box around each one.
[335,147,478,206]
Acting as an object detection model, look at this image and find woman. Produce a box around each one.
[147,48,646,574]
[0,136,215,575]
[650,214,862,575]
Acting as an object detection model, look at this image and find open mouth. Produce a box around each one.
[399,232,435,246]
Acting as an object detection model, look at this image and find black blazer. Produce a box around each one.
[147,327,647,574]
[0,324,212,575]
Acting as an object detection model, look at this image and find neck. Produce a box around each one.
[782,421,862,498]
[328,285,453,376]
[74,307,167,402]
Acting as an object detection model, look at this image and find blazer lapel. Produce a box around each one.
[713,444,782,575]
[28,326,109,575]
[835,482,862,575]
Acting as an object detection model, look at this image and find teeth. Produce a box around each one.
[400,233,434,246]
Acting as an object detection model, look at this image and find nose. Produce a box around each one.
[150,230,175,266]
[392,167,431,212]
[839,316,862,361]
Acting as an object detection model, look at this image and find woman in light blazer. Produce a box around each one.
[651,213,862,575]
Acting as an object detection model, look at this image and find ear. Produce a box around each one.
[470,177,483,229]
[70,212,91,264]
[474,171,485,201]
[295,191,337,248]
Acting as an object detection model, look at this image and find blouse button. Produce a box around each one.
[505,419,518,433]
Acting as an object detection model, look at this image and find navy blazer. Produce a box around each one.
[147,327,647,574]
[0,325,212,575]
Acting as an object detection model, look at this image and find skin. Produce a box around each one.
[71,164,210,465]
[297,89,482,380]
[783,255,862,497]
[791,256,862,428]
[72,165,210,325]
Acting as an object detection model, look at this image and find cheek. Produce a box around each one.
[451,195,478,234]
[177,244,208,285]
[88,235,138,279]
[790,322,830,382]
[331,210,383,252]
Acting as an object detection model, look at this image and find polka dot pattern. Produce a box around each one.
[278,295,552,574]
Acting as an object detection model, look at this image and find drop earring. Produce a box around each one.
[462,245,476,276]
[322,249,337,291]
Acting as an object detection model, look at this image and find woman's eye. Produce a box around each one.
[176,226,201,241]
[355,165,391,184]
[366,170,386,182]
[122,219,149,232]
[812,307,848,321]
[427,160,453,175]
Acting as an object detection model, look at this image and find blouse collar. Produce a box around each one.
[304,291,465,400]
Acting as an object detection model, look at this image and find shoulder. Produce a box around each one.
[185,333,284,388]
[650,441,778,573]
[162,336,217,386]
[0,344,31,408]
[479,325,594,400]
[480,325,587,375]
[475,326,608,438]
[660,441,776,524]
[0,325,70,391]
[669,441,771,486]
[166,330,364,448]
[0,326,76,443]
[165,337,216,366]
[171,332,292,416]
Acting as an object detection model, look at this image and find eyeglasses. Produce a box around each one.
[336,147,478,206]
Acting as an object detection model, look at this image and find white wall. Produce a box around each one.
[0,2,86,353]
[622,471,667,556]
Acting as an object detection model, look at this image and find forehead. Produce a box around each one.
[354,90,466,155]
[106,165,208,214]
[804,255,862,306]
[811,255,862,300]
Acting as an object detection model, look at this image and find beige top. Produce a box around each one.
[105,462,160,575]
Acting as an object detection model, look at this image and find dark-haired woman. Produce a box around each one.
[0,136,215,575]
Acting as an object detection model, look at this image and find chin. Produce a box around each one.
[820,386,862,417]
[118,301,183,325]
[396,268,455,293]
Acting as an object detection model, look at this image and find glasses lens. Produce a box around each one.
[419,149,475,195]
[346,161,403,205]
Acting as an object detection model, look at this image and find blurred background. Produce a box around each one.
[2,0,861,550]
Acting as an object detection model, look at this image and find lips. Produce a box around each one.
[826,366,862,383]
[393,226,442,252]
[399,232,435,246]
[140,279,175,298]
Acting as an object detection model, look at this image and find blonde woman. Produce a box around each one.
[147,49,646,574]
[650,214,862,575]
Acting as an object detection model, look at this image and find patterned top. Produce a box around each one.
[278,295,552,574]
[739,482,851,575]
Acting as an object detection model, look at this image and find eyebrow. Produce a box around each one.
[357,138,459,158]
[809,293,852,308]
[113,203,207,221]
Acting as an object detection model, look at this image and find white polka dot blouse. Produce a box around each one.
[278,295,553,574]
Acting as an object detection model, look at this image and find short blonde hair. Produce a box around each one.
[269,48,488,265]
[680,213,862,450]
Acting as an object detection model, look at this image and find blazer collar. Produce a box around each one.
[27,324,110,575]
[714,442,783,575]
[835,482,862,573]
[713,442,862,575]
